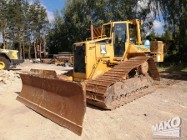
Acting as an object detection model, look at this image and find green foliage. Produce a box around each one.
[0,0,8,30]
[161,27,172,41]
[158,62,187,73]
[47,0,149,53]
[148,30,157,41]
[149,0,187,62]
[0,0,49,59]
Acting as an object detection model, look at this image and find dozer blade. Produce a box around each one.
[17,69,86,135]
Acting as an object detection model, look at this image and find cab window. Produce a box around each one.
[102,24,111,37]
[113,23,126,57]
[129,24,137,44]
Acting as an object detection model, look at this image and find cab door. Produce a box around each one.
[113,23,127,57]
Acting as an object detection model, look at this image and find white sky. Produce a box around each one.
[153,20,163,30]
[137,0,163,34]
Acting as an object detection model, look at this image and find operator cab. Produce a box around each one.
[101,21,139,58]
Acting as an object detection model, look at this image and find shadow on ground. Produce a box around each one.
[160,71,187,81]
[15,92,20,95]
[9,68,22,71]
[86,104,105,111]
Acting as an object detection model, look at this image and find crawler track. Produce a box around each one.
[86,56,160,109]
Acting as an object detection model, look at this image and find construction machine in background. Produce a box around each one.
[41,52,73,66]
[0,49,23,70]
[17,19,164,135]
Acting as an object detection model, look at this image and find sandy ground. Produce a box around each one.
[0,62,187,140]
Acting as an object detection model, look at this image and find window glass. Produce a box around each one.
[102,24,111,37]
[113,23,126,57]
[129,24,137,44]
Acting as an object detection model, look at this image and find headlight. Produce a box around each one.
[100,45,107,54]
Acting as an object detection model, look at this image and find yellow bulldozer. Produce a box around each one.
[0,49,23,70]
[17,19,164,135]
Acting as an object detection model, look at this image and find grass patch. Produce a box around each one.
[157,63,187,73]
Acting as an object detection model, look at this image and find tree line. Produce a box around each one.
[0,0,186,62]
[148,0,187,62]
[48,0,187,62]
[47,0,150,54]
[0,0,48,59]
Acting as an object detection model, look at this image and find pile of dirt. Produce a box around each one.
[0,70,20,84]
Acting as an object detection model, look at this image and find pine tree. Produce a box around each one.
[0,0,8,49]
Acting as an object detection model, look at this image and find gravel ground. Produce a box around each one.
[0,62,186,140]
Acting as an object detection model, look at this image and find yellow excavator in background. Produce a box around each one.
[0,49,23,70]
[17,19,164,135]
